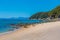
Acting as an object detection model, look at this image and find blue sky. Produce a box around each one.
[0,0,60,18]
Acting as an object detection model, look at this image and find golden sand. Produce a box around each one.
[0,21,60,40]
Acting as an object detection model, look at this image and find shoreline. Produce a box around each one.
[0,26,24,36]
[0,21,60,40]
[0,21,59,35]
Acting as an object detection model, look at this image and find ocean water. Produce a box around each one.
[0,18,43,33]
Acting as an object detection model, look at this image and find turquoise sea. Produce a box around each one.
[0,18,43,33]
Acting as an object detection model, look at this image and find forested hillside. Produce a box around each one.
[30,6,60,19]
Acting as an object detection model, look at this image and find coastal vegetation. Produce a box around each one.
[29,12,49,19]
[30,6,60,20]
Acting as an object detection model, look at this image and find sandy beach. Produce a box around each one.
[0,21,60,40]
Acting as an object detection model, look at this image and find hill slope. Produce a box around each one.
[30,6,60,19]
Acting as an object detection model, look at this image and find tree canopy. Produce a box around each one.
[30,6,60,19]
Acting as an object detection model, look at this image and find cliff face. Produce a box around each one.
[30,6,60,19]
